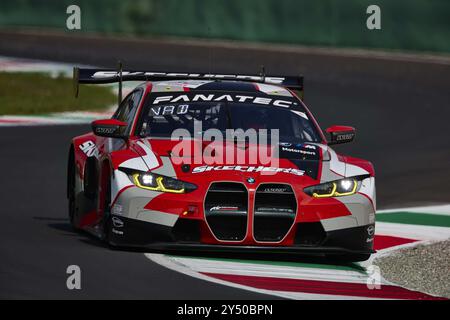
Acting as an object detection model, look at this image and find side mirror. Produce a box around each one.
[91,119,128,139]
[326,125,355,145]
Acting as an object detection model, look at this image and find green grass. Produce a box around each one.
[0,72,117,115]
[377,212,450,228]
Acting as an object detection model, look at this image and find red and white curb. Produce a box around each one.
[0,111,114,126]
[145,205,450,300]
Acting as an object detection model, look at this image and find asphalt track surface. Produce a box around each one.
[0,31,449,299]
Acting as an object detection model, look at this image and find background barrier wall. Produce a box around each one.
[1,0,449,53]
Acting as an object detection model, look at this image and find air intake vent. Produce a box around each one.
[254,184,297,242]
[205,182,248,241]
[172,219,201,242]
[294,222,326,246]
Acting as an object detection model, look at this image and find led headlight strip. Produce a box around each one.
[304,175,369,198]
[133,173,185,193]
[119,167,195,194]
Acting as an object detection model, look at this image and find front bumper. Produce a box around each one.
[119,243,374,256]
[108,215,375,256]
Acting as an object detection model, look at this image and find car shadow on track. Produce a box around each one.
[34,216,110,248]
[34,216,80,237]
[36,216,365,272]
[159,251,366,272]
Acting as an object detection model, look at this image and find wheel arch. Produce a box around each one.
[98,156,114,214]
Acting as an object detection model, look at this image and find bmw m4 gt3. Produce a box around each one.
[67,68,376,261]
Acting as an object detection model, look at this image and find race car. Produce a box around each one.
[67,68,376,261]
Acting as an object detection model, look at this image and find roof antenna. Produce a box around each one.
[118,60,123,107]
[260,65,266,83]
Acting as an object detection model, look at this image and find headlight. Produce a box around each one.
[131,172,197,193]
[304,175,369,198]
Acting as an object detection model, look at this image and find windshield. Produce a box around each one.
[137,99,322,143]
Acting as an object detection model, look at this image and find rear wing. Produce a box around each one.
[73,65,304,103]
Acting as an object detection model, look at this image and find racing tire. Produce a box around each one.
[100,167,113,245]
[67,148,78,229]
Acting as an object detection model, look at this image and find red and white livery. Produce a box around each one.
[67,68,376,261]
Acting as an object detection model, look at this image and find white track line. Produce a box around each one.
[169,256,371,284]
[145,204,450,300]
[146,253,376,300]
[376,222,450,241]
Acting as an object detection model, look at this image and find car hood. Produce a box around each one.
[131,138,330,182]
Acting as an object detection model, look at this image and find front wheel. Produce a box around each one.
[100,166,112,244]
[67,148,78,229]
